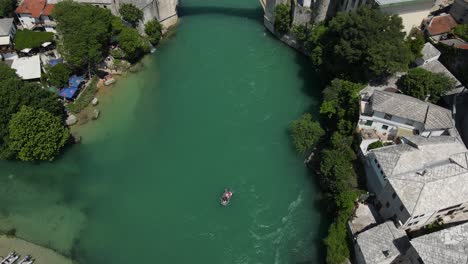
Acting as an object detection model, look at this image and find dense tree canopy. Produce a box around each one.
[44,63,71,88]
[0,0,16,17]
[406,28,425,61]
[145,19,163,46]
[290,113,324,154]
[119,4,143,27]
[307,7,412,82]
[274,4,290,35]
[8,106,69,161]
[0,71,66,159]
[118,27,149,62]
[53,1,113,71]
[397,68,456,103]
[0,63,17,82]
[14,30,54,50]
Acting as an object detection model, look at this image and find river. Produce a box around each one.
[0,0,327,263]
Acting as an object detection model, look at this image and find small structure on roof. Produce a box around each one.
[11,55,41,80]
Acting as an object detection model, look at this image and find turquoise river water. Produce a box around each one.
[0,0,328,263]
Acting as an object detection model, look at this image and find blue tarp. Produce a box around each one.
[48,58,63,67]
[58,75,85,99]
[59,86,78,99]
[68,75,85,87]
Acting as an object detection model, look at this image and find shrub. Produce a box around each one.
[453,24,468,42]
[119,3,143,26]
[292,24,308,41]
[14,30,54,50]
[367,140,384,150]
[274,4,291,34]
[44,63,71,88]
[145,19,163,46]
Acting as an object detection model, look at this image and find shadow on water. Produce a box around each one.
[178,5,264,22]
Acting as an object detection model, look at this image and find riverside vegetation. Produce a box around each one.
[286,6,437,264]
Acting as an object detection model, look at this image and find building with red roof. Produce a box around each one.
[15,0,56,31]
[423,14,458,40]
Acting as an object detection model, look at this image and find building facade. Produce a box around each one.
[0,18,16,50]
[15,0,56,31]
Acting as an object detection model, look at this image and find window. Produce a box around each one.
[384,113,392,120]
[365,120,373,126]
[380,170,384,175]
[392,214,397,220]
[382,125,389,130]
[377,164,381,168]
[400,205,404,211]
[413,221,419,226]
[386,202,390,208]
[392,192,396,199]
[374,158,377,163]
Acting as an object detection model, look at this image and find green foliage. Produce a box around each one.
[54,1,113,70]
[119,3,143,27]
[8,106,69,161]
[292,24,308,41]
[66,77,98,113]
[397,68,456,103]
[0,0,16,17]
[309,7,412,81]
[324,213,352,264]
[145,19,163,46]
[44,63,71,88]
[367,140,384,150]
[405,28,425,61]
[0,63,18,82]
[290,113,325,154]
[111,16,125,34]
[118,27,150,62]
[454,24,468,42]
[110,48,126,59]
[14,30,54,50]
[274,4,290,35]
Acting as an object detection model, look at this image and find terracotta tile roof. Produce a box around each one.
[43,4,55,16]
[426,14,458,36]
[457,44,468,49]
[15,0,53,18]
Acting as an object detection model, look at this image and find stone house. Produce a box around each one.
[367,135,468,230]
[358,90,454,143]
[15,0,56,31]
[0,18,16,51]
[422,13,458,42]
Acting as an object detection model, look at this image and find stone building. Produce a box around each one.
[367,136,468,230]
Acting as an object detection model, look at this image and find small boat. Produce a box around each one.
[1,252,19,264]
[19,255,33,264]
[220,189,233,206]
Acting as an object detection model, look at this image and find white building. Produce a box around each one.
[358,90,454,143]
[15,0,56,31]
[11,55,42,80]
[0,18,16,50]
[367,135,468,230]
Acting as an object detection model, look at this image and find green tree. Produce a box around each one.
[290,113,324,154]
[8,106,69,161]
[397,68,456,103]
[53,1,113,72]
[0,0,16,17]
[45,63,71,88]
[111,16,125,34]
[145,19,163,46]
[314,7,412,81]
[292,24,308,41]
[0,63,18,82]
[454,24,468,42]
[0,78,65,159]
[406,28,425,60]
[367,140,384,150]
[119,3,143,27]
[274,4,290,35]
[14,30,54,50]
[118,27,149,62]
